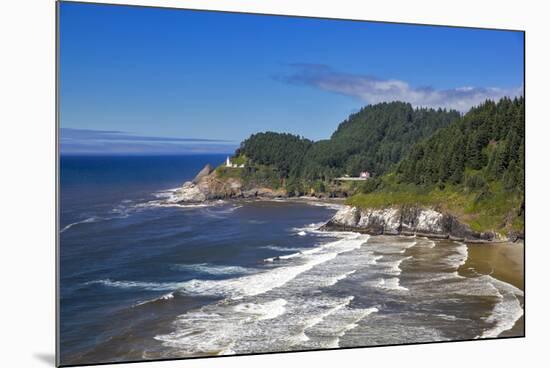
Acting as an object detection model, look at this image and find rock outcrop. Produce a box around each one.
[168,164,287,204]
[192,164,214,184]
[322,205,506,242]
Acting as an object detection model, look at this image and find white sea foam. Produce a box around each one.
[371,239,417,255]
[110,203,135,218]
[94,233,369,299]
[303,296,355,331]
[484,275,524,297]
[261,197,344,211]
[445,242,469,269]
[325,270,356,287]
[271,296,359,345]
[303,201,345,211]
[152,188,180,199]
[179,252,339,299]
[210,205,243,214]
[411,263,523,339]
[480,292,523,338]
[406,241,418,248]
[261,245,307,252]
[302,305,380,349]
[435,313,458,321]
[478,275,524,338]
[87,279,185,291]
[146,228,523,353]
[233,299,288,321]
[136,200,213,209]
[201,205,244,219]
[264,233,367,263]
[399,241,418,253]
[368,277,409,291]
[418,237,437,248]
[424,271,463,282]
[155,295,371,356]
[61,198,147,234]
[171,263,254,276]
[291,222,327,234]
[290,222,359,241]
[134,292,175,307]
[153,234,376,356]
[139,188,227,209]
[382,256,413,276]
[60,216,100,233]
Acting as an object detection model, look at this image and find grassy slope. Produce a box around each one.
[214,159,284,190]
[345,174,523,235]
[218,156,524,236]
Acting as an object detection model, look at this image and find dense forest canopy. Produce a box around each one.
[396,97,524,193]
[237,102,460,181]
[236,132,312,178]
[347,96,525,235]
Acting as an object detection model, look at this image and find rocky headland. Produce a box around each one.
[164,164,522,244]
[321,205,522,243]
[165,164,288,203]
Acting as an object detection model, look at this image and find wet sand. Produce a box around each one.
[459,241,524,337]
[460,241,524,290]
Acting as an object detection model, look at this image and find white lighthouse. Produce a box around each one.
[225,156,245,168]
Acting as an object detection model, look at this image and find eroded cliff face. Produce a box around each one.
[168,165,287,203]
[323,205,505,242]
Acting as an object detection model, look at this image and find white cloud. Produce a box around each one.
[283,64,523,112]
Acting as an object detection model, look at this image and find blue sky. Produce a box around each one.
[59,2,524,155]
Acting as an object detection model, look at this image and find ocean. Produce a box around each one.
[59,155,524,365]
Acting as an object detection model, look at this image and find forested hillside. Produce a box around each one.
[224,97,524,235]
[350,96,524,235]
[237,132,313,178]
[314,102,460,178]
[236,102,459,182]
[396,97,524,192]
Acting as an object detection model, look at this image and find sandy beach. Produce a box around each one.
[459,241,524,337]
[460,241,524,290]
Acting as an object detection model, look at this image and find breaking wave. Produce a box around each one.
[171,263,255,276]
[60,217,101,233]
[88,233,369,300]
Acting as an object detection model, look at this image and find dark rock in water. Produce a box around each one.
[192,164,214,184]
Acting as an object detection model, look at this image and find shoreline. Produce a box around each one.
[319,223,517,244]
[459,241,525,337]
[319,205,523,244]
[161,191,348,208]
[459,241,524,291]
[173,164,523,243]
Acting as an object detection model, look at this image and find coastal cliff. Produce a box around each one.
[321,205,513,243]
[168,164,287,203]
